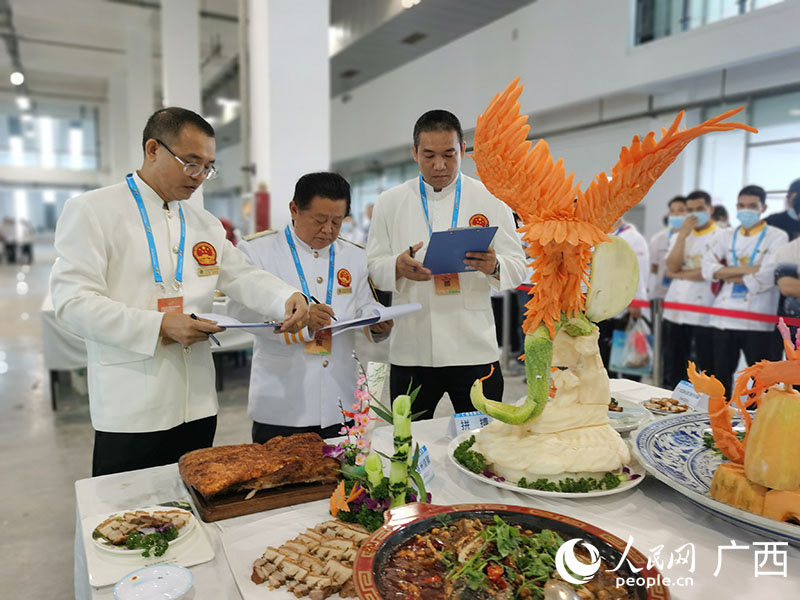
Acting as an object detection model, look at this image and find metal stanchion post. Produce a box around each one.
[501,289,511,373]
[651,298,663,387]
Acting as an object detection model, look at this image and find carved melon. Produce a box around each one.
[709,462,767,514]
[744,388,800,491]
[763,490,800,524]
[585,235,640,323]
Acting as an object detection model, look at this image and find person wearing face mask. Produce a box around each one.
[702,185,789,395]
[228,173,393,443]
[367,110,527,419]
[49,108,309,476]
[765,178,800,241]
[649,196,687,303]
[661,190,718,390]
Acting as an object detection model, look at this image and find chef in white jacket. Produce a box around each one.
[367,110,527,419]
[228,172,392,443]
[50,108,308,476]
[702,185,788,394]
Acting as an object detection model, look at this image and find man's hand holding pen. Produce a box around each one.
[396,241,432,281]
[160,313,224,346]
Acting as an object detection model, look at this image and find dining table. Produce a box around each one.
[74,379,800,599]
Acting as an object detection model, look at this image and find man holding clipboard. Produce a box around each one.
[367,110,527,419]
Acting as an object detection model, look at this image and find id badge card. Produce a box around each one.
[306,328,332,355]
[434,273,461,295]
[731,282,748,299]
[661,276,672,288]
[157,295,184,313]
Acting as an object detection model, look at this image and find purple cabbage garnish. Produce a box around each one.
[322,444,345,459]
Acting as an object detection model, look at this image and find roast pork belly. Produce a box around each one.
[178,433,339,498]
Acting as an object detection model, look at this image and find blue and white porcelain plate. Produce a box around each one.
[633,413,800,546]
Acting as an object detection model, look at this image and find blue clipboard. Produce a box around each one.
[422,226,498,274]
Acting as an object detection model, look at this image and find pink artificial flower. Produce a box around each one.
[356,375,367,386]
[338,427,348,435]
[351,402,361,412]
[355,453,366,466]
[356,438,369,449]
[357,426,367,436]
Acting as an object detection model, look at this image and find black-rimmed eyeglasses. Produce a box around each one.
[157,139,218,180]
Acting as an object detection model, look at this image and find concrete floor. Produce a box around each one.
[0,238,527,598]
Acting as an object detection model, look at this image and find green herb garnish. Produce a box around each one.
[125,526,179,557]
[453,435,488,474]
[703,431,746,458]
[518,472,622,493]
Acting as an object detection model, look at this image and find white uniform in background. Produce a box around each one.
[648,227,674,301]
[228,228,386,429]
[367,174,527,367]
[663,223,719,326]
[702,222,788,332]
[616,223,650,312]
[50,173,300,433]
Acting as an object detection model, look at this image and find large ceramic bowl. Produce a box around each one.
[353,503,670,600]
[633,412,800,546]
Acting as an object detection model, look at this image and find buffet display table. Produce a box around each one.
[74,380,800,599]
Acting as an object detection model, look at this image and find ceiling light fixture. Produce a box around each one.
[10,71,24,86]
[16,96,30,111]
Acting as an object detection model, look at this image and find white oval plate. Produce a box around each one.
[608,398,652,432]
[93,507,195,555]
[447,430,645,498]
[114,564,193,600]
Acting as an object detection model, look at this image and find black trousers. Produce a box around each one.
[92,415,217,477]
[390,361,504,420]
[712,328,784,396]
[252,421,345,444]
[661,321,716,391]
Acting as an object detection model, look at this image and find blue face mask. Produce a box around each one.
[668,215,686,229]
[738,209,761,229]
[692,211,710,228]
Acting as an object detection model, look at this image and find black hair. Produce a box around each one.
[712,205,729,221]
[413,110,463,148]
[739,184,766,205]
[142,107,215,153]
[685,190,712,206]
[788,178,800,198]
[293,172,351,216]
[668,195,686,208]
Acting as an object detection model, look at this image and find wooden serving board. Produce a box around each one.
[186,480,339,523]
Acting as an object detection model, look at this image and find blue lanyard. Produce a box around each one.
[732,225,767,266]
[419,173,461,236]
[614,224,630,236]
[126,173,184,289]
[284,226,334,304]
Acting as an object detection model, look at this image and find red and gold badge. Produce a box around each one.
[337,268,352,287]
[469,213,490,227]
[192,241,217,266]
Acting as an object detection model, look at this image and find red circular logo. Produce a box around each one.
[192,241,217,265]
[469,213,490,227]
[337,268,352,287]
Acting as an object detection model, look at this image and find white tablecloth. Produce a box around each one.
[74,381,800,599]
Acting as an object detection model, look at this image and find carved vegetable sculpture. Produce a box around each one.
[688,324,800,524]
[469,78,755,424]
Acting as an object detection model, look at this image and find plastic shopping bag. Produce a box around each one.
[609,318,654,376]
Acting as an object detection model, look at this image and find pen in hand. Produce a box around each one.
[190,312,221,346]
[309,295,337,321]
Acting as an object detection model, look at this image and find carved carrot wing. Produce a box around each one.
[576,107,757,233]
[472,78,581,221]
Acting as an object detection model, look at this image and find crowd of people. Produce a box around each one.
[647,179,800,394]
[45,100,800,477]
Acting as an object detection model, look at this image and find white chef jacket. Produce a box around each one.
[701,222,788,332]
[367,174,527,367]
[648,227,675,301]
[227,228,385,429]
[49,173,300,433]
[663,223,719,326]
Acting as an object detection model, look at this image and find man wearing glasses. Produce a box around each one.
[50,107,309,476]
